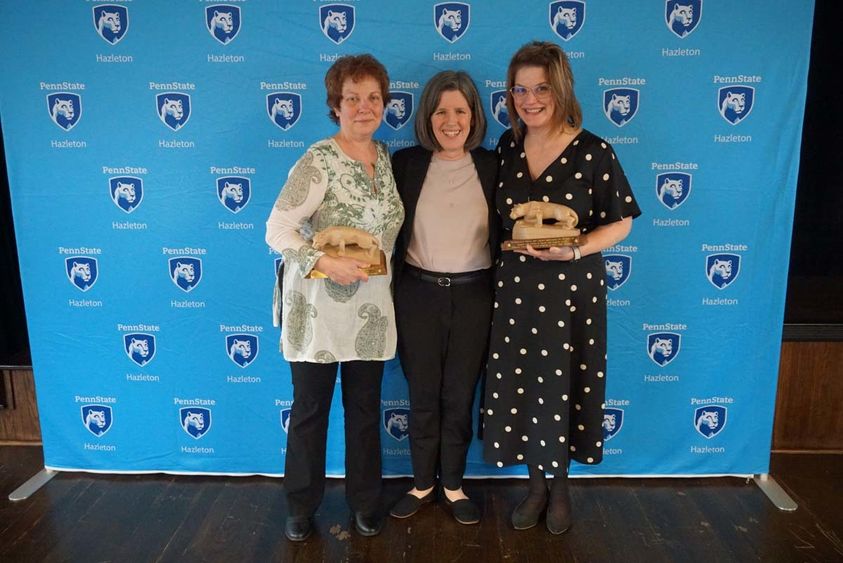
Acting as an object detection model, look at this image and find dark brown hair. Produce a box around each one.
[415,70,487,152]
[506,41,582,140]
[324,54,390,124]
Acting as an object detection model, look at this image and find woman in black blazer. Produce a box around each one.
[390,71,499,525]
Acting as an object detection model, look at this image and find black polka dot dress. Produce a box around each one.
[483,129,640,475]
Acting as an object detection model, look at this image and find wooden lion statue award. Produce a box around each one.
[501,201,584,251]
[306,226,387,278]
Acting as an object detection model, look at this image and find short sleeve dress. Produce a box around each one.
[482,129,640,474]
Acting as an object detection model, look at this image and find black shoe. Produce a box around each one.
[442,495,481,525]
[390,490,435,518]
[284,516,312,542]
[511,491,548,531]
[546,478,572,535]
[354,511,384,537]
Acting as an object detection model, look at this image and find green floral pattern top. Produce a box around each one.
[266,138,404,362]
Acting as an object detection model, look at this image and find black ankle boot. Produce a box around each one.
[511,465,548,530]
[546,475,572,535]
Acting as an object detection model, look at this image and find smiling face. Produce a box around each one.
[333,75,384,140]
[512,65,557,133]
[430,89,472,158]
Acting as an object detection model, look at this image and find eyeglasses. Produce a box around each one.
[341,93,383,107]
[510,83,553,99]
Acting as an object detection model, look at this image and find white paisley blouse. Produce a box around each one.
[265,138,404,363]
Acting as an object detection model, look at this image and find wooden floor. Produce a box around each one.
[1,448,841,562]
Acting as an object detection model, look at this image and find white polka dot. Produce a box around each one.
[596,441,602,447]
[585,153,592,161]
[493,392,499,399]
[538,283,545,290]
[600,279,604,286]
[557,321,565,328]
[563,343,570,350]
[516,389,524,395]
[541,440,546,446]
[541,349,548,357]
[514,276,521,283]
[519,348,527,355]
[511,407,518,414]
[575,172,582,179]
[625,195,633,203]
[515,298,522,304]
[575,404,582,411]
[589,210,594,216]
[532,328,538,335]
[559,436,566,443]
[616,191,620,197]
[493,353,499,359]
[555,369,562,375]
[586,272,593,279]
[506,197,513,204]
[569,306,576,312]
[603,173,610,181]
[538,398,544,404]
[505,425,511,432]
[487,408,494,415]
[537,464,543,471]
[519,255,526,262]
[498,146,503,153]
[497,461,504,467]
[580,364,587,371]
[521,435,529,442]
[516,454,524,460]
[552,461,559,468]
[537,377,544,383]
[545,175,553,183]
[589,338,595,345]
[586,319,593,325]
[542,195,550,202]
[515,368,522,374]
[558,273,566,281]
[510,141,515,148]
[587,457,594,463]
[592,297,598,303]
[531,417,538,424]
[597,371,604,378]
[516,172,523,178]
[584,387,591,393]
[565,299,571,306]
[520,152,525,158]
[565,193,573,200]
[538,306,546,312]
[578,424,585,431]
[562,394,568,401]
[601,142,607,149]
[501,160,505,166]
[570,445,576,452]
[504,336,510,343]
[494,302,499,308]
[494,441,500,448]
[498,181,503,187]
[497,281,504,288]
[571,284,578,291]
[554,414,561,421]
[561,157,568,164]
[496,373,502,379]
[509,318,516,325]
[573,140,579,146]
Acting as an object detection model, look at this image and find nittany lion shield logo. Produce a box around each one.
[665,0,702,38]
[706,253,740,290]
[169,257,202,292]
[604,254,632,291]
[217,176,251,213]
[82,404,113,438]
[383,408,410,441]
[656,172,691,210]
[602,408,624,442]
[124,333,156,367]
[604,88,639,127]
[110,176,143,213]
[718,86,754,125]
[320,4,355,44]
[47,93,82,131]
[490,90,510,128]
[180,407,212,439]
[647,332,681,367]
[66,256,98,292]
[93,5,129,45]
[267,92,302,131]
[434,3,470,43]
[384,91,413,130]
[549,1,586,41]
[206,5,241,45]
[226,333,259,368]
[156,92,191,131]
[694,405,726,439]
[280,408,292,434]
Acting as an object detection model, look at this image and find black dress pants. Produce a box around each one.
[395,268,493,490]
[284,360,384,517]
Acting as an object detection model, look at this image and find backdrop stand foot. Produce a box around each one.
[753,473,798,511]
[9,468,57,502]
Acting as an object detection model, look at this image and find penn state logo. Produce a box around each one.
[169,257,202,292]
[383,408,410,441]
[694,405,726,439]
[206,5,241,45]
[434,3,470,43]
[383,91,413,130]
[124,333,156,367]
[66,256,98,292]
[656,172,691,210]
[93,5,129,45]
[47,93,82,132]
[718,86,754,125]
[180,407,212,439]
[110,176,143,214]
[81,404,113,437]
[604,88,639,127]
[280,408,292,434]
[665,0,702,38]
[706,253,740,290]
[647,332,681,367]
[267,92,302,131]
[602,408,624,442]
[549,1,586,41]
[490,90,510,128]
[157,92,191,131]
[604,254,632,291]
[320,4,355,44]
[226,333,259,368]
[217,176,251,213]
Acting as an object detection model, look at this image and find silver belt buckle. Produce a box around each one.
[437,276,451,287]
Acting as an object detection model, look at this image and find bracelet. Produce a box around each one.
[571,246,582,261]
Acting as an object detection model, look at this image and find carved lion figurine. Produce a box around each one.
[312,226,379,257]
[510,201,578,229]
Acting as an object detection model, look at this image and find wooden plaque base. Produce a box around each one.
[306,246,387,279]
[501,236,581,251]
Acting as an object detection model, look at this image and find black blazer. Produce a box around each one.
[391,145,500,281]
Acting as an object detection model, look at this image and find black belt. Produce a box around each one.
[404,264,490,287]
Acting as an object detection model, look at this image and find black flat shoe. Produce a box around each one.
[390,490,435,518]
[284,516,312,542]
[442,495,481,525]
[511,492,548,530]
[354,511,384,537]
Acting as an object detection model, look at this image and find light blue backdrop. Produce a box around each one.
[0,1,814,477]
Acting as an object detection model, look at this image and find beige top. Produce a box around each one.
[406,154,491,273]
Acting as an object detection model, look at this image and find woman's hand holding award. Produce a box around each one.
[501,201,584,251]
[307,226,387,278]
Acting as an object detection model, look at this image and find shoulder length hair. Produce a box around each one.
[415,70,487,152]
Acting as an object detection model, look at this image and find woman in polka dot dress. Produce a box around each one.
[483,41,640,535]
